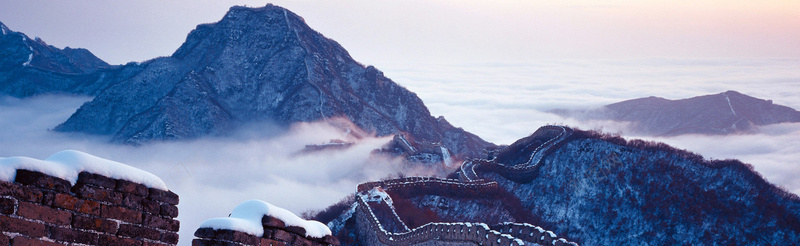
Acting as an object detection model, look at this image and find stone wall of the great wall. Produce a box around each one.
[0,169,179,246]
[192,215,339,246]
[353,177,579,246]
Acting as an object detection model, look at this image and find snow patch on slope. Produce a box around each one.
[723,92,737,117]
[0,149,168,190]
[20,36,33,66]
[199,199,332,238]
[440,146,453,167]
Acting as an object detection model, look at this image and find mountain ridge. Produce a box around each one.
[0,20,145,97]
[48,4,492,158]
[553,90,800,136]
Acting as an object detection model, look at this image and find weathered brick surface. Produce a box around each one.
[272,229,294,242]
[322,235,338,245]
[160,231,180,244]
[160,203,179,218]
[77,172,116,189]
[193,226,334,246]
[0,214,47,237]
[148,188,179,205]
[262,216,286,228]
[285,226,306,237]
[72,214,118,234]
[41,190,56,206]
[215,229,259,245]
[118,224,161,241]
[18,201,72,226]
[115,180,148,197]
[0,197,16,214]
[261,238,287,246]
[50,227,99,244]
[143,241,172,246]
[98,234,144,246]
[192,238,237,246]
[11,236,66,246]
[2,172,179,246]
[144,213,180,231]
[74,184,124,204]
[195,227,216,238]
[101,204,142,223]
[123,194,145,210]
[142,198,161,214]
[1,181,43,203]
[292,236,314,246]
[14,170,71,193]
[53,193,100,215]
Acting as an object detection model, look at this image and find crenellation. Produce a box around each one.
[193,213,339,246]
[0,169,179,246]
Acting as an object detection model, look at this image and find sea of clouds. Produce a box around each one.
[383,57,800,194]
[1,58,799,245]
[0,95,412,244]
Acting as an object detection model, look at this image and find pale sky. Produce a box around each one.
[1,0,798,66]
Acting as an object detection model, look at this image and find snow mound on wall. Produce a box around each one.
[0,149,168,191]
[199,199,332,238]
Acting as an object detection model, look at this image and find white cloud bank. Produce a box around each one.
[383,58,800,195]
[0,95,408,245]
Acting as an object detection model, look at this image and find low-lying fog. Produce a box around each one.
[0,95,413,244]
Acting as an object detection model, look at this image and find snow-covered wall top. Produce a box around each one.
[0,149,168,191]
[199,199,332,238]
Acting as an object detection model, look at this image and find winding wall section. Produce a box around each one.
[354,177,578,246]
[460,125,573,183]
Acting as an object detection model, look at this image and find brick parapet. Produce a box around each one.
[0,169,179,246]
[192,214,339,246]
[491,222,579,246]
[357,177,497,194]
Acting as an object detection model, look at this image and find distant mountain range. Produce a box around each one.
[553,90,800,136]
[0,5,492,158]
[0,21,145,97]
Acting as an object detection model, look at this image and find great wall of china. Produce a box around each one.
[1,170,180,246]
[461,126,573,183]
[353,177,578,246]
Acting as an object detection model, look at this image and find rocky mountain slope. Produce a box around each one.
[0,21,144,97]
[554,91,800,136]
[481,128,800,245]
[318,126,800,245]
[41,5,492,157]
